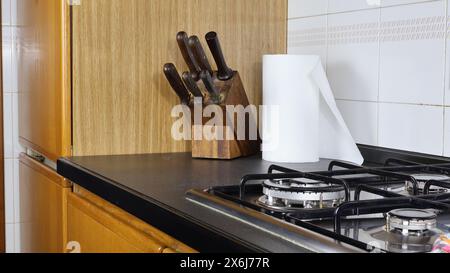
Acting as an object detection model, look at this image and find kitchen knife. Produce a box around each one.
[200,70,220,98]
[182,72,204,99]
[177,31,202,81]
[205,32,234,81]
[189,35,214,76]
[163,63,191,105]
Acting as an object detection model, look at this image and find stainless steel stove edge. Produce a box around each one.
[186,189,366,253]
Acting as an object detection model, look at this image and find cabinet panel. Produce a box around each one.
[67,191,165,253]
[72,185,196,253]
[17,0,71,161]
[19,153,71,253]
[72,0,287,156]
[67,194,144,253]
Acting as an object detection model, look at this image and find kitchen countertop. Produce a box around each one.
[57,152,343,253]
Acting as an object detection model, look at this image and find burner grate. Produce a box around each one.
[239,171,351,205]
[263,159,450,252]
[202,154,450,253]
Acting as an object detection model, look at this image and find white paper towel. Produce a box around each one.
[262,55,364,165]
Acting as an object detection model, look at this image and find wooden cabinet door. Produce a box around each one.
[19,153,71,253]
[67,192,165,253]
[17,0,71,161]
[71,185,196,253]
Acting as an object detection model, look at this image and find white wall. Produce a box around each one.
[2,0,23,253]
[288,0,450,156]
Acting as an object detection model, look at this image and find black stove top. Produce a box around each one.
[187,150,450,253]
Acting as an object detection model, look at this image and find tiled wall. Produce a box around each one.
[288,0,450,156]
[2,0,23,253]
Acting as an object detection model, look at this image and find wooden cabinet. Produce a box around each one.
[17,0,72,161]
[67,192,164,253]
[18,154,194,253]
[67,186,196,253]
[17,0,287,159]
[18,154,71,253]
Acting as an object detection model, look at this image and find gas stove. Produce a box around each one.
[186,146,450,253]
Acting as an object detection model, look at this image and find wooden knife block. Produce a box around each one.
[191,72,260,160]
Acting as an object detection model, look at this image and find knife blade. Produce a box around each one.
[182,72,204,99]
[163,63,191,105]
[189,35,214,76]
[177,31,201,81]
[205,32,234,81]
[200,70,220,98]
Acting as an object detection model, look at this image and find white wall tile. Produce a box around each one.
[327,9,380,101]
[10,26,18,93]
[379,1,446,105]
[288,16,328,66]
[3,0,22,250]
[287,0,449,156]
[329,0,381,13]
[381,0,436,7]
[444,108,450,156]
[336,100,378,145]
[288,0,328,18]
[3,93,13,158]
[10,0,17,26]
[5,224,15,253]
[2,25,12,93]
[4,159,14,224]
[445,1,450,106]
[379,103,444,155]
[12,93,24,158]
[14,223,21,253]
[13,159,20,223]
[2,0,11,25]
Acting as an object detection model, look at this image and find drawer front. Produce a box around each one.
[72,185,196,253]
[19,154,71,253]
[67,192,165,253]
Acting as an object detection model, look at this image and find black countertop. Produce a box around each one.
[57,146,450,253]
[58,153,341,253]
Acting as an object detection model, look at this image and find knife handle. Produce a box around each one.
[205,32,234,81]
[200,70,220,97]
[182,72,204,99]
[163,63,191,105]
[177,32,201,81]
[189,36,214,76]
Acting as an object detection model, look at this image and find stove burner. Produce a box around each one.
[386,209,438,235]
[371,228,438,253]
[257,178,346,210]
[406,174,450,194]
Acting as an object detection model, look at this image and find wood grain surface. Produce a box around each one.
[72,0,287,156]
[17,0,72,161]
[19,154,71,253]
[67,191,165,253]
[72,184,196,253]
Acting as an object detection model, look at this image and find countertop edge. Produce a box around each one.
[57,157,266,253]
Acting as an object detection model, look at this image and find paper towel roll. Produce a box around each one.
[262,55,320,163]
[262,55,363,165]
